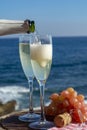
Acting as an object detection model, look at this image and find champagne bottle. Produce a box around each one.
[0,19,35,36]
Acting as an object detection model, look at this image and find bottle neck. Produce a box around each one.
[26,20,35,33]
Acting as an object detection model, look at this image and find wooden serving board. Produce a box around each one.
[0,110,53,130]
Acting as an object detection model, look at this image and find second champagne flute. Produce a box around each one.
[29,35,54,129]
[18,34,40,122]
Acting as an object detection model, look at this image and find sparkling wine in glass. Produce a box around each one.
[18,34,40,122]
[29,35,54,129]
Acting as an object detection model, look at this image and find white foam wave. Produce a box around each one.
[0,85,29,94]
[0,85,29,110]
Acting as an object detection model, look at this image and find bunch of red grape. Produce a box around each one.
[45,87,87,123]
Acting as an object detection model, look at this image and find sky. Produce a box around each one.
[0,0,87,36]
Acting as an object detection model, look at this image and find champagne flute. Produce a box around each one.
[29,35,54,129]
[18,34,40,122]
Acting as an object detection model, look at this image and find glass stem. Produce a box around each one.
[39,81,46,123]
[28,77,34,114]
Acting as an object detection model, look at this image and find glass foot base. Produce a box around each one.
[18,113,40,122]
[29,120,54,130]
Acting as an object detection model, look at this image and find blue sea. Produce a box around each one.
[0,36,87,110]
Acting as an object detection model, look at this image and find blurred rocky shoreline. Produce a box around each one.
[0,100,16,117]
